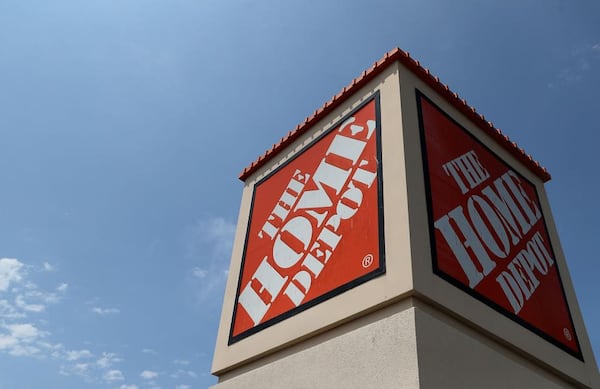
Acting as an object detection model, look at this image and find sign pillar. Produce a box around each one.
[211,48,600,389]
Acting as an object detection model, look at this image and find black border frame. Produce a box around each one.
[228,92,386,345]
[415,89,583,361]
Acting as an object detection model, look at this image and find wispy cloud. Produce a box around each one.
[56,283,68,292]
[10,281,66,315]
[117,385,139,389]
[65,349,93,361]
[184,217,236,261]
[140,370,159,379]
[0,258,124,384]
[42,262,55,272]
[170,359,199,383]
[103,369,125,382]
[184,217,235,301]
[15,295,45,312]
[72,362,90,376]
[97,352,123,368]
[202,217,237,256]
[1,257,199,388]
[171,369,198,379]
[0,258,24,291]
[0,257,184,388]
[192,267,208,279]
[59,350,125,384]
[0,258,70,359]
[0,323,47,357]
[0,299,25,319]
[549,43,600,88]
[91,307,120,315]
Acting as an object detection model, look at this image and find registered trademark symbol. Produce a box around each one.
[564,328,572,341]
[362,254,374,268]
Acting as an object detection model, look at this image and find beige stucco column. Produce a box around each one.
[210,48,600,389]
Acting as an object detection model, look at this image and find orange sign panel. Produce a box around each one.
[417,91,581,359]
[230,96,385,343]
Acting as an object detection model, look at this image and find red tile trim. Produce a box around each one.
[239,48,550,182]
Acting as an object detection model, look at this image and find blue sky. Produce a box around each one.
[0,1,598,388]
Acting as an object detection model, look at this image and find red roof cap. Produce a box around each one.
[239,48,550,182]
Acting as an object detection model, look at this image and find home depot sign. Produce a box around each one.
[230,96,385,343]
[417,91,581,358]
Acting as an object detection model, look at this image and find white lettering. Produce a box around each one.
[238,257,288,325]
[434,206,496,288]
[273,216,312,269]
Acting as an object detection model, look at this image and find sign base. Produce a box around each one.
[212,298,591,388]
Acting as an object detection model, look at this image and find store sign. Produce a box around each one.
[230,96,385,343]
[417,91,581,358]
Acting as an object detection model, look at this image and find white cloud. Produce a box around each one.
[57,362,89,381]
[65,349,93,361]
[550,43,600,87]
[40,341,64,359]
[184,217,235,261]
[0,258,169,389]
[173,359,190,365]
[6,323,45,339]
[56,283,68,292]
[0,258,69,362]
[0,258,71,359]
[58,349,124,383]
[0,322,47,357]
[192,267,208,279]
[0,299,25,319]
[140,370,158,379]
[42,262,55,272]
[9,344,41,356]
[97,352,122,368]
[171,368,198,380]
[74,363,90,373]
[15,295,45,312]
[16,287,62,306]
[184,217,236,301]
[104,369,124,382]
[0,258,24,291]
[35,289,60,304]
[0,257,130,387]
[92,307,120,315]
[10,283,64,315]
[175,385,191,389]
[142,348,158,355]
[203,217,236,246]
[0,334,18,349]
